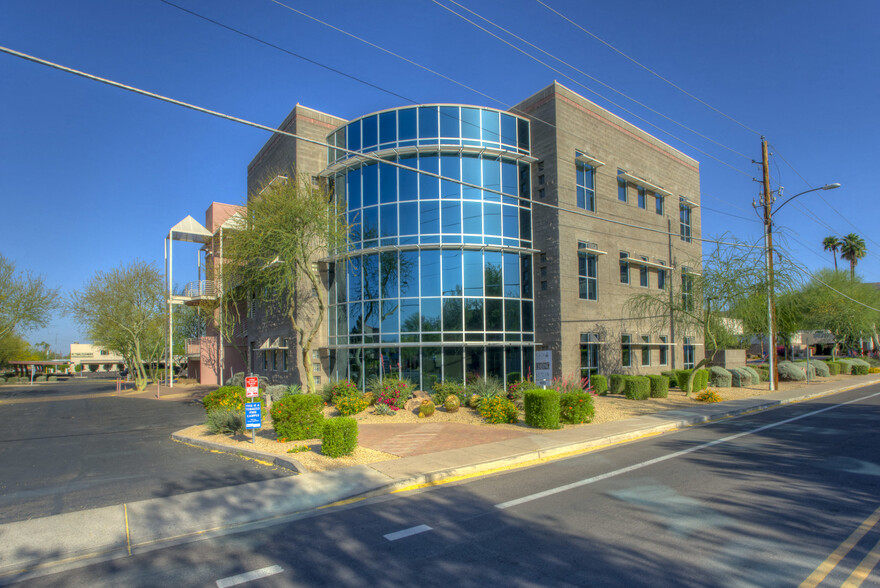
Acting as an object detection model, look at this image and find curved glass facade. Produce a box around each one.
[327,105,535,390]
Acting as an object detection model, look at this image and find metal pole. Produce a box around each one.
[762,138,778,391]
[168,231,174,389]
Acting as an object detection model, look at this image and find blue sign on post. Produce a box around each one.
[245,402,262,430]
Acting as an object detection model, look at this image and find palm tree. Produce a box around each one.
[822,235,841,271]
[839,233,867,281]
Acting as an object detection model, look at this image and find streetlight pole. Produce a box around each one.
[759,137,840,391]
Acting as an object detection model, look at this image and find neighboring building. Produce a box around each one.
[183,82,704,389]
[69,343,124,372]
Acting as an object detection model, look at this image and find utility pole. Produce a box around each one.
[761,138,779,391]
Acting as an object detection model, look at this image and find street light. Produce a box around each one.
[759,182,840,391]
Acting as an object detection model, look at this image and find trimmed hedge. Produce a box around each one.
[730,368,750,388]
[589,374,608,396]
[825,361,841,375]
[709,366,732,388]
[524,389,561,429]
[624,376,651,400]
[674,370,691,391]
[806,361,830,378]
[756,365,770,381]
[741,366,761,384]
[321,417,358,458]
[560,392,595,424]
[696,369,710,391]
[271,393,325,441]
[608,374,627,395]
[648,375,669,398]
[778,361,806,381]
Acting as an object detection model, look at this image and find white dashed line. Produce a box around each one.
[216,565,284,587]
[384,524,433,541]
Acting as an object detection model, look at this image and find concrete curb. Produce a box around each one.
[170,433,306,473]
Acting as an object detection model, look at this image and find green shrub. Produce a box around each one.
[47,375,58,382]
[835,360,852,374]
[730,368,749,387]
[432,380,467,405]
[224,372,245,387]
[741,366,761,384]
[374,402,395,416]
[609,374,627,394]
[468,376,505,407]
[675,370,692,391]
[266,385,288,402]
[853,363,870,375]
[34,375,47,382]
[803,361,829,378]
[825,360,841,375]
[560,392,595,423]
[506,378,539,402]
[478,396,519,424]
[624,376,651,400]
[286,384,303,395]
[271,393,325,441]
[321,417,358,458]
[205,408,246,435]
[756,365,770,381]
[661,371,679,386]
[203,386,261,412]
[506,372,521,384]
[778,361,806,381]
[524,389,560,429]
[648,375,669,398]
[709,366,732,388]
[335,393,369,416]
[322,379,360,404]
[6,376,19,384]
[589,374,608,395]
[793,361,817,380]
[864,356,880,367]
[371,377,412,410]
[696,369,710,391]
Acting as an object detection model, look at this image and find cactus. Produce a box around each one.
[467,393,480,408]
[418,399,436,418]
[444,394,460,413]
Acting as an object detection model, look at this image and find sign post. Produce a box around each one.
[535,350,552,388]
[245,402,261,444]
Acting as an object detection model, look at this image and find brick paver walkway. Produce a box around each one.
[357,422,533,457]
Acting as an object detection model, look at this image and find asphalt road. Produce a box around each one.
[18,383,880,587]
[0,379,292,525]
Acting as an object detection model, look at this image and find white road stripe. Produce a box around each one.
[216,565,284,587]
[496,389,880,510]
[384,524,433,541]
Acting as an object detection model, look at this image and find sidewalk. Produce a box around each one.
[2,375,878,583]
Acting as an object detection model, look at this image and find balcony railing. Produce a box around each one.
[185,338,201,357]
[184,280,218,299]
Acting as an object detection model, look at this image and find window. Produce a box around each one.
[541,280,547,291]
[282,340,289,371]
[682,267,694,311]
[580,333,599,378]
[578,242,598,300]
[312,350,320,360]
[621,334,632,367]
[641,335,650,366]
[659,336,668,366]
[657,261,667,290]
[683,337,695,369]
[619,252,629,284]
[272,350,277,371]
[618,174,627,202]
[262,350,267,370]
[639,256,649,287]
[576,153,596,212]
[538,188,545,199]
[538,174,545,185]
[680,199,693,242]
[315,376,322,386]
[656,194,664,215]
[313,362,321,373]
[637,187,646,209]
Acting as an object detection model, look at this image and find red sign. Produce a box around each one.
[245,376,259,398]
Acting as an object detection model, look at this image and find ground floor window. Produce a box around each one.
[659,335,668,366]
[641,335,650,366]
[683,337,695,369]
[621,334,632,367]
[580,333,599,379]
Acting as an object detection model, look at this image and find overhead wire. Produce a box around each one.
[774,246,880,313]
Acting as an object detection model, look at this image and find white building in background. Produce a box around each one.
[69,343,125,372]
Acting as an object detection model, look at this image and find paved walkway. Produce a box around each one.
[2,375,879,584]
[357,422,535,456]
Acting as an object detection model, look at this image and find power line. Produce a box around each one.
[535,0,762,137]
[774,247,880,313]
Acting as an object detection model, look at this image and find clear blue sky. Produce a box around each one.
[2,0,878,354]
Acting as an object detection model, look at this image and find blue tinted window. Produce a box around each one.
[421,297,441,331]
[399,202,418,236]
[399,251,419,297]
[399,156,417,200]
[418,106,438,140]
[463,250,483,296]
[502,205,518,238]
[481,110,499,144]
[363,206,378,241]
[348,302,361,335]
[398,108,417,141]
[443,298,462,331]
[420,200,439,236]
[502,161,518,196]
[519,163,530,199]
[462,154,481,200]
[381,301,398,334]
[505,299,519,330]
[462,201,481,235]
[363,254,379,300]
[380,204,397,238]
[381,251,398,299]
[485,251,503,297]
[362,115,378,150]
[439,106,459,138]
[348,257,361,301]
[421,250,441,296]
[379,111,396,145]
[419,154,439,199]
[400,299,419,332]
[440,154,460,199]
[364,301,379,332]
[441,200,461,234]
[503,253,519,297]
[465,298,483,331]
[347,167,361,210]
[500,114,517,146]
[348,210,361,243]
[484,203,501,236]
[380,163,397,203]
[347,121,361,152]
[362,164,378,207]
[461,107,480,140]
[483,158,501,201]
[442,250,462,296]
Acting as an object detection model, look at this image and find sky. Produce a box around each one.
[2,0,878,355]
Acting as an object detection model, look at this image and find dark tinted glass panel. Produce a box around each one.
[363,206,378,242]
[487,347,503,379]
[521,300,533,331]
[364,301,379,333]
[399,202,417,236]
[441,201,461,234]
[380,251,398,299]
[485,299,503,331]
[421,250,441,296]
[500,114,517,146]
[484,203,501,236]
[443,297,462,331]
[517,118,529,151]
[380,204,397,238]
[399,156,417,200]
[519,209,531,241]
[336,303,347,336]
[465,347,483,377]
[439,106,459,138]
[444,347,464,382]
[485,251,502,296]
[420,200,439,236]
[463,250,483,296]
[380,162,397,204]
[422,347,441,389]
[461,107,480,140]
[400,299,419,332]
[362,115,378,149]
[398,108,417,141]
[363,254,379,300]
[505,299,520,331]
[401,347,420,386]
[465,298,483,331]
[362,164,378,207]
[505,346,521,378]
[421,297,441,331]
[481,110,499,143]
[503,205,518,238]
[418,106,438,139]
[462,201,481,235]
[519,163,530,199]
[419,154,439,199]
[399,251,419,297]
[347,121,361,152]
[521,254,532,298]
[442,250,462,296]
[348,168,361,210]
[347,257,361,301]
[348,348,362,388]
[462,154,481,200]
[503,253,520,297]
[379,111,396,145]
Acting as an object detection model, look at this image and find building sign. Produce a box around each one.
[245,402,262,430]
[535,350,552,387]
[245,376,259,398]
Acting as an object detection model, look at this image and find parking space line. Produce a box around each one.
[384,524,432,541]
[216,565,283,587]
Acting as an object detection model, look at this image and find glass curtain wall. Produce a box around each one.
[327,105,535,390]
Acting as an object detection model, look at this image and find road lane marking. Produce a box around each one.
[216,565,283,587]
[496,389,880,510]
[842,534,880,587]
[384,524,432,541]
[123,503,131,556]
[799,507,880,587]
